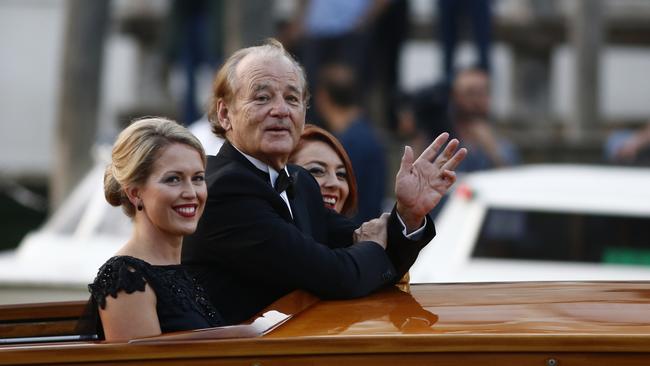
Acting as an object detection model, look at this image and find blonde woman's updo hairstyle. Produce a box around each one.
[104,117,206,217]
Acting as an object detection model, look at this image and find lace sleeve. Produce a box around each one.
[88,256,150,309]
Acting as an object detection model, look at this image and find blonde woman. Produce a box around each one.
[89,117,222,341]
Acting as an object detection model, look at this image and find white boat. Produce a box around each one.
[0,147,130,304]
[411,164,650,283]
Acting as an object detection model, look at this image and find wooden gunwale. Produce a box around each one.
[2,281,650,365]
[2,333,650,365]
[0,301,86,322]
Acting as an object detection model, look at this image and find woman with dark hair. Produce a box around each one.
[289,124,358,217]
[291,125,415,284]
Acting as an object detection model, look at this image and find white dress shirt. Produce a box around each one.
[234,147,294,219]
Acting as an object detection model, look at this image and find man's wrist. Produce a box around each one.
[396,202,424,233]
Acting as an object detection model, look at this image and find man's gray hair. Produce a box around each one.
[207,38,309,137]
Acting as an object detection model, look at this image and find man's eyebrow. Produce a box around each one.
[287,84,301,95]
[252,83,270,92]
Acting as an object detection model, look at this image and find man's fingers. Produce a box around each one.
[399,145,415,172]
[442,170,457,185]
[442,147,468,171]
[433,138,460,167]
[419,132,449,163]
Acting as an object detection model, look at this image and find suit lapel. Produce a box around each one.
[219,141,295,223]
[288,166,312,236]
[218,141,264,176]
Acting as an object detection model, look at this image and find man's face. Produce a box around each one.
[453,71,490,119]
[222,53,306,169]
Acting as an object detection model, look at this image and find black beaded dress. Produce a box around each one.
[87,256,223,337]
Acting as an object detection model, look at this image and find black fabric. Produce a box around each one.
[87,256,223,336]
[182,141,436,325]
[274,169,293,194]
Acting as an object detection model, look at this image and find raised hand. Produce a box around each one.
[395,132,467,232]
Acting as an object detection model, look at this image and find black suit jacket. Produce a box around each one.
[182,141,435,324]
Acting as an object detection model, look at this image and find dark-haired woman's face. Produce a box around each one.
[138,143,207,236]
[292,140,349,213]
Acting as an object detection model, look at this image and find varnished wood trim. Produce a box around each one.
[0,320,78,338]
[0,301,86,322]
[3,334,650,365]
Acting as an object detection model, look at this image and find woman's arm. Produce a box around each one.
[98,283,160,342]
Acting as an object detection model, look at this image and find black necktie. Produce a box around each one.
[274,170,293,195]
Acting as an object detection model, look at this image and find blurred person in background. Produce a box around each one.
[315,63,387,225]
[450,68,518,172]
[163,0,224,125]
[397,69,516,218]
[289,124,358,217]
[437,0,492,85]
[396,82,453,157]
[87,117,222,342]
[367,0,410,131]
[288,0,390,123]
[451,69,524,242]
[606,122,650,165]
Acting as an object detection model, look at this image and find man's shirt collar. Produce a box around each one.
[232,145,289,187]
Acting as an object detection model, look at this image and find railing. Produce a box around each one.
[0,300,88,344]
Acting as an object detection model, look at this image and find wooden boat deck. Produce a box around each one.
[2,281,650,365]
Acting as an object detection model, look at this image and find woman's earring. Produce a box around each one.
[137,199,143,211]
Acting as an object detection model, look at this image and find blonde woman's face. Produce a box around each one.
[292,140,349,213]
[138,143,207,236]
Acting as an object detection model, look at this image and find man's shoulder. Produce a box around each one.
[204,153,266,195]
[287,164,320,191]
[287,163,311,179]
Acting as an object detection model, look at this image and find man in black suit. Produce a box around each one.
[182,39,466,325]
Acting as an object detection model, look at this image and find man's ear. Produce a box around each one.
[217,99,232,132]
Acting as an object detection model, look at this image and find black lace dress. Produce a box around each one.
[87,256,223,337]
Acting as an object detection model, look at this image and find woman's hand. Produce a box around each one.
[354,213,390,249]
